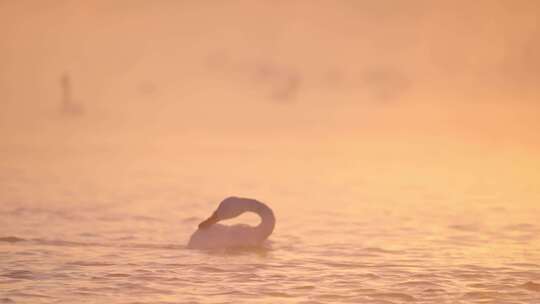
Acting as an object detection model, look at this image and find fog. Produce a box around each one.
[1,0,539,154]
[2,4,540,302]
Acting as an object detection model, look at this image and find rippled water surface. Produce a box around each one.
[2,144,540,304]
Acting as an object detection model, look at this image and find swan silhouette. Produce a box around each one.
[187,197,275,249]
[60,73,84,116]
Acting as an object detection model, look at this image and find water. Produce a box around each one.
[2,0,540,302]
[1,141,540,304]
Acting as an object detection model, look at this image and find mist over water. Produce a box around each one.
[1,1,540,303]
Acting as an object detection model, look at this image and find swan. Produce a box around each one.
[187,197,275,249]
[60,73,84,116]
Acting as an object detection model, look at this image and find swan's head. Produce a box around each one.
[198,197,247,229]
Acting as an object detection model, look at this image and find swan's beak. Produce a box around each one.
[198,212,219,229]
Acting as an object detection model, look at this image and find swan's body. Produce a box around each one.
[187,197,275,249]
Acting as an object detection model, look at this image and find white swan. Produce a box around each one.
[187,197,275,249]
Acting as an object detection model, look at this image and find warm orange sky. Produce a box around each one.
[1,1,539,151]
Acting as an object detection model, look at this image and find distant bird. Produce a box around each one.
[60,73,84,115]
[187,197,275,249]
[254,63,301,103]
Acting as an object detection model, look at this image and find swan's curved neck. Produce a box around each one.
[246,200,275,240]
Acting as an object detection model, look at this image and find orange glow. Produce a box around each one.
[1,1,539,303]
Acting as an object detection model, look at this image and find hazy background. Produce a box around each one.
[2,0,539,146]
[2,2,540,303]
[1,0,539,211]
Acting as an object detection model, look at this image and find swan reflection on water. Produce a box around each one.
[187,197,275,250]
